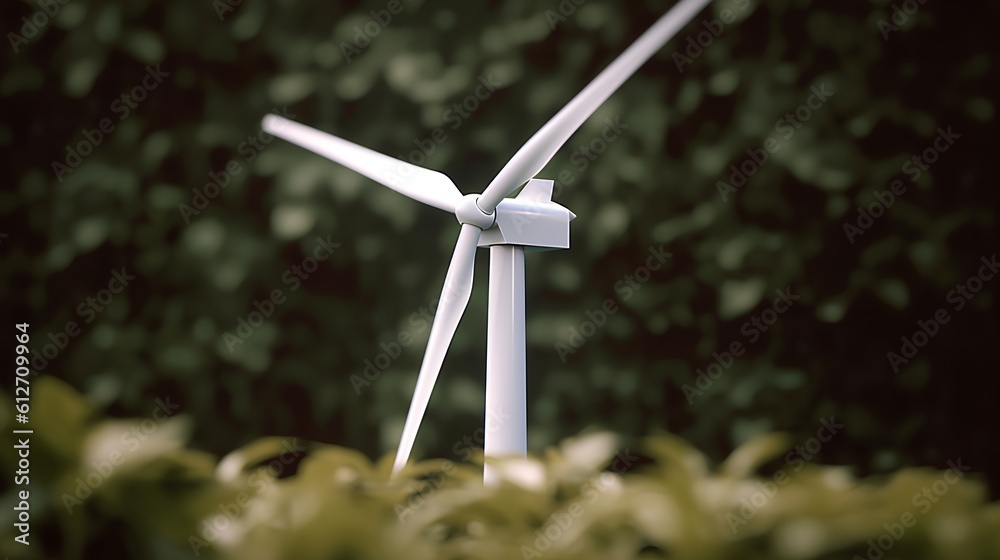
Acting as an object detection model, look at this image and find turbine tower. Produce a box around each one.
[263,0,712,483]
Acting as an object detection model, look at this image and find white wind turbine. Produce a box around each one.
[263,0,712,483]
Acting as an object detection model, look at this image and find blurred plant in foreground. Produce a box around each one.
[2,377,997,559]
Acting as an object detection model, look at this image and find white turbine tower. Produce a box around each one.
[263,0,712,483]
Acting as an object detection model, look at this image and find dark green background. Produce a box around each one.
[2,0,997,496]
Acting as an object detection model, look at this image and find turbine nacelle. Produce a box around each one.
[478,179,576,252]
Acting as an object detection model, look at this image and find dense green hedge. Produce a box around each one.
[3,378,997,559]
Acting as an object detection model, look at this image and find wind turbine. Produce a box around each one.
[263,0,712,483]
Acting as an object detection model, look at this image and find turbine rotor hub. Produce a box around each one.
[455,194,496,230]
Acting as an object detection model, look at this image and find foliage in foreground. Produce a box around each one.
[2,377,998,560]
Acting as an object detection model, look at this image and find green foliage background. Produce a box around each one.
[3,378,1000,559]
[1,0,998,554]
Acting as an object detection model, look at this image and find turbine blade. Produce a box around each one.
[476,0,712,213]
[262,115,463,213]
[392,223,482,475]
